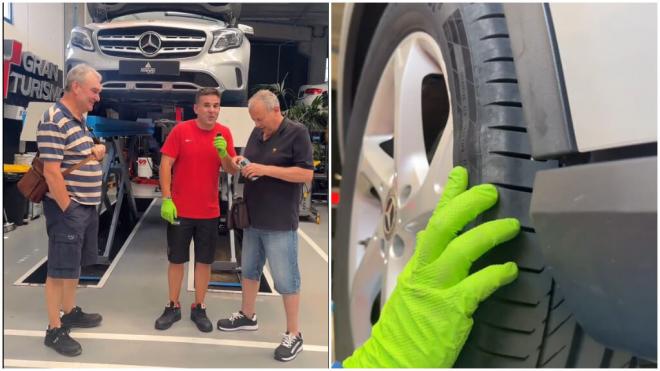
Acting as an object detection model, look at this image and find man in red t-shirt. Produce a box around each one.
[154,88,238,332]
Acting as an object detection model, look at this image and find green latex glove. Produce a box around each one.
[214,135,228,158]
[160,198,177,224]
[343,166,520,368]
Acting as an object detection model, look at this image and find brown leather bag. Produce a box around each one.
[17,156,93,203]
[228,196,250,230]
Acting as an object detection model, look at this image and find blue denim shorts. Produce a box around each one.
[241,227,300,294]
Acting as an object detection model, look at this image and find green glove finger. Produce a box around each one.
[416,184,499,266]
[456,261,518,316]
[160,208,171,224]
[436,166,468,211]
[162,208,171,224]
[214,136,228,157]
[431,218,520,287]
[439,183,499,235]
[160,202,167,221]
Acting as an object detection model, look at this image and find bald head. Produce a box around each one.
[248,90,284,134]
[248,90,280,112]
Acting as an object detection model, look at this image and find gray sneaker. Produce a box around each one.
[217,311,258,331]
[274,332,303,362]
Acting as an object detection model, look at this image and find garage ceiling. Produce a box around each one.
[240,3,328,27]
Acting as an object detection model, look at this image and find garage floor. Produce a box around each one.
[3,199,329,368]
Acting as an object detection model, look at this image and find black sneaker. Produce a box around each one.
[217,311,258,331]
[155,301,181,330]
[274,332,303,362]
[190,303,213,333]
[60,306,102,328]
[44,326,82,357]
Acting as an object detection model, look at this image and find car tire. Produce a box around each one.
[334,3,636,367]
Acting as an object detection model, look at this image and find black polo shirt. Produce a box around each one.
[243,117,314,230]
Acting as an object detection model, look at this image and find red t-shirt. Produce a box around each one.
[161,119,237,219]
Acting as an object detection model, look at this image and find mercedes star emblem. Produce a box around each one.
[139,31,162,56]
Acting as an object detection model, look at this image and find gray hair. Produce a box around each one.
[248,89,280,111]
[65,64,102,92]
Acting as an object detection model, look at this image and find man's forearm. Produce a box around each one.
[43,167,70,211]
[221,155,238,175]
[159,162,173,198]
[266,166,313,183]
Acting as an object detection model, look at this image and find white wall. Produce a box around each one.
[4,3,65,67]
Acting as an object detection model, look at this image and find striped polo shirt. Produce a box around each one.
[36,101,103,205]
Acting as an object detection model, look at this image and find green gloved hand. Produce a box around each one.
[160,198,177,224]
[214,135,228,158]
[343,166,520,368]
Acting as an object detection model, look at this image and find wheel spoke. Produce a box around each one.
[392,35,443,200]
[364,61,395,137]
[350,235,386,347]
[359,136,395,203]
[398,119,454,234]
[381,229,417,302]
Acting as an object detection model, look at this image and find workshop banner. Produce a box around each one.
[3,39,64,162]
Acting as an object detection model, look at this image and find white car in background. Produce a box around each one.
[66,3,252,119]
[297,82,328,106]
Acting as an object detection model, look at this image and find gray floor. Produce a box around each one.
[3,200,329,368]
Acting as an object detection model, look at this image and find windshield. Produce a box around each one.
[111,12,222,25]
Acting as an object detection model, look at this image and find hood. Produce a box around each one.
[87,3,241,25]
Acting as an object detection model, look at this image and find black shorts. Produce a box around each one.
[43,197,98,279]
[166,217,218,264]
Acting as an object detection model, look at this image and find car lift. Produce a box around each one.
[209,150,244,291]
[86,116,154,260]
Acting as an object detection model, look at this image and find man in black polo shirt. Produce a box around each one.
[217,90,313,362]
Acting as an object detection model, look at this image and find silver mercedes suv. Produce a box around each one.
[65,4,252,117]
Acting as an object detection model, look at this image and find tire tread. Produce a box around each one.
[453,4,632,368]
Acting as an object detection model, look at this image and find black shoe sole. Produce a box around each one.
[192,319,213,333]
[61,321,102,328]
[45,344,82,357]
[155,313,181,330]
[274,346,303,362]
[194,324,213,332]
[217,324,259,332]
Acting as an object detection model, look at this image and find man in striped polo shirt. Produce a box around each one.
[37,64,106,357]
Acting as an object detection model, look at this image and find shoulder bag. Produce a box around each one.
[17,156,94,203]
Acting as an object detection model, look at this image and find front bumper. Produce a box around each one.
[66,41,249,103]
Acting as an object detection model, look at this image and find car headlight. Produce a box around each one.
[70,27,94,52]
[210,29,243,53]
